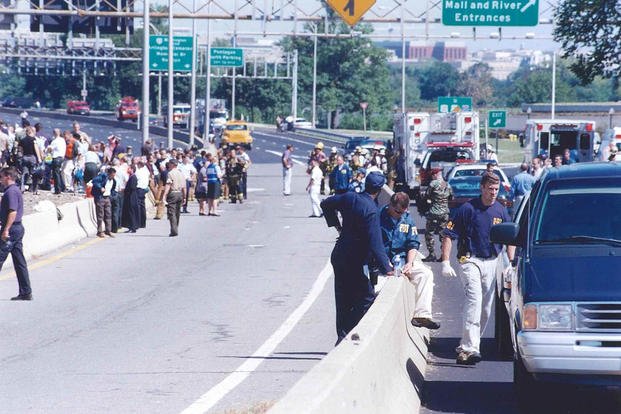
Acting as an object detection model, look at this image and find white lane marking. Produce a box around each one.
[265,149,305,166]
[179,260,333,414]
[247,188,265,193]
[255,132,340,148]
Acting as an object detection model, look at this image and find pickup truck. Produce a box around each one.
[491,162,621,412]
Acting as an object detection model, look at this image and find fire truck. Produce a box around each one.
[394,111,480,198]
[116,96,139,121]
[524,119,596,163]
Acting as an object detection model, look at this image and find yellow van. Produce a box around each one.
[221,120,253,150]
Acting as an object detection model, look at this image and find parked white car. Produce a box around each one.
[293,118,313,129]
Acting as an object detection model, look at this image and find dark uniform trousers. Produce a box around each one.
[332,252,375,342]
[137,188,147,228]
[166,191,183,235]
[111,192,122,232]
[0,223,31,296]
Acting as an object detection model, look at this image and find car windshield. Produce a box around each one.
[536,186,621,243]
[227,124,247,131]
[453,167,504,180]
[173,107,191,114]
[449,176,509,199]
[429,148,474,163]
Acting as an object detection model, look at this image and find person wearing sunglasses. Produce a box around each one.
[379,191,440,330]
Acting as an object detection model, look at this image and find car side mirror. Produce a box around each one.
[490,222,520,246]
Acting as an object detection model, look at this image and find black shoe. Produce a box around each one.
[456,351,482,365]
[11,294,32,301]
[411,317,441,330]
[182,209,189,213]
[422,255,437,263]
[169,232,178,237]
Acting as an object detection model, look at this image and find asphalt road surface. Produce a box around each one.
[4,113,614,413]
[0,161,341,413]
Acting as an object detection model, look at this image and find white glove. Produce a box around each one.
[441,260,457,278]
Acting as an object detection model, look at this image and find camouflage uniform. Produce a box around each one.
[424,178,452,259]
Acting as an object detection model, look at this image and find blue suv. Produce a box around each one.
[491,162,621,412]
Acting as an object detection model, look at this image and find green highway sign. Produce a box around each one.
[149,35,193,72]
[438,96,473,113]
[488,110,507,128]
[210,47,244,67]
[442,0,539,26]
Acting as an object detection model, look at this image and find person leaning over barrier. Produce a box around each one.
[379,192,440,330]
[440,172,515,366]
[321,172,393,346]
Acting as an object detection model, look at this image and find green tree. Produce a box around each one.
[554,0,621,88]
[457,63,494,107]
[414,61,460,101]
[281,20,392,128]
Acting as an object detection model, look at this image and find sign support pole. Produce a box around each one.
[141,0,150,144]
[204,1,211,140]
[189,0,197,147]
[167,0,174,149]
[231,0,238,120]
[485,116,489,160]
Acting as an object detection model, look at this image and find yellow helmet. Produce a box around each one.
[315,141,324,150]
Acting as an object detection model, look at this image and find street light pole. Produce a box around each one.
[312,24,317,128]
[527,106,532,120]
[141,0,150,144]
[551,51,556,120]
[167,0,174,149]
[609,108,615,128]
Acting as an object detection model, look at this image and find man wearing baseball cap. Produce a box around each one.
[321,172,393,345]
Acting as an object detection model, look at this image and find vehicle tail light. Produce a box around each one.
[414,118,421,125]
[464,117,472,123]
[536,123,543,131]
[586,123,593,131]
[523,304,538,330]
[615,134,621,139]
[414,132,420,137]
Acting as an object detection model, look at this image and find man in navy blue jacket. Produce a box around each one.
[329,154,352,194]
[321,172,392,345]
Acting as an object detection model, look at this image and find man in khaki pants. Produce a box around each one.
[161,159,186,237]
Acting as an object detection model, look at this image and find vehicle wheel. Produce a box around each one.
[495,289,513,360]
[514,353,541,413]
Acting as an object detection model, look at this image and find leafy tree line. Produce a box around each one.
[1,0,619,131]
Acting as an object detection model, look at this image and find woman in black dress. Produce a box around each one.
[121,165,140,232]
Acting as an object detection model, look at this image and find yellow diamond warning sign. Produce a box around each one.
[326,0,376,27]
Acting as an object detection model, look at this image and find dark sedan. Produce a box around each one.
[448,175,513,214]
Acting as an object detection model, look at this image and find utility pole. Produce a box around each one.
[167,0,174,149]
[141,0,150,144]
[188,0,197,147]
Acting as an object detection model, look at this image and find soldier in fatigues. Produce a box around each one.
[423,168,452,262]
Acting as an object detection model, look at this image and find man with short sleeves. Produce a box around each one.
[440,172,515,365]
[162,159,186,237]
[0,167,32,300]
[321,172,393,345]
[135,160,151,227]
[282,144,293,196]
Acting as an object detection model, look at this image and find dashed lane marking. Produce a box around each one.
[264,149,305,166]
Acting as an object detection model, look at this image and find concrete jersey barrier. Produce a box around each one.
[17,198,98,263]
[268,277,428,414]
